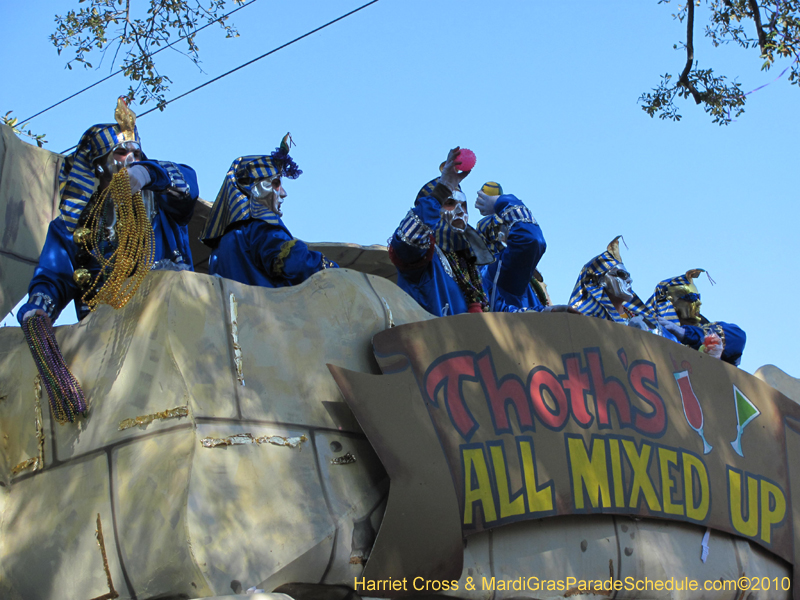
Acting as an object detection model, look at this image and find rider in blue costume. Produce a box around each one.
[569,236,662,333]
[200,134,337,287]
[648,269,746,366]
[17,98,199,324]
[389,148,543,316]
[475,181,546,312]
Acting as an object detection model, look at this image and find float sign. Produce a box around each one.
[330,313,800,595]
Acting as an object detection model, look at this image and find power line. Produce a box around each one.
[61,0,380,154]
[137,0,380,118]
[19,0,260,125]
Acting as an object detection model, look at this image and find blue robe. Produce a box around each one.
[480,213,547,313]
[390,189,541,316]
[682,320,747,366]
[18,160,198,323]
[208,219,336,287]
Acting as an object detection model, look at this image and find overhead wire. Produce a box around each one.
[136,0,380,118]
[60,0,381,154]
[19,0,260,126]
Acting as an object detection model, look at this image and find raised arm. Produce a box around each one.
[390,147,471,280]
[129,161,199,225]
[478,192,545,298]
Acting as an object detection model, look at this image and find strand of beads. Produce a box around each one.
[21,314,87,424]
[445,250,490,312]
[80,168,155,311]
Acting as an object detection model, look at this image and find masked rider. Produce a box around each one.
[569,236,657,330]
[389,148,541,316]
[648,269,746,366]
[475,181,576,314]
[200,134,337,287]
[17,97,199,325]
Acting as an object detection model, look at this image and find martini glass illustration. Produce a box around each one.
[674,369,712,454]
[730,385,760,458]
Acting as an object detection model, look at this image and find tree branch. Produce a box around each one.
[748,0,768,53]
[679,0,703,104]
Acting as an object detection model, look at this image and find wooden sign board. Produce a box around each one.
[330,313,800,598]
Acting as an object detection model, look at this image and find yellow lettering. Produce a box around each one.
[568,436,611,509]
[519,439,554,513]
[608,438,626,508]
[463,447,497,524]
[682,452,709,521]
[760,479,786,544]
[729,469,758,537]
[659,448,683,516]
[622,440,661,511]
[489,444,525,518]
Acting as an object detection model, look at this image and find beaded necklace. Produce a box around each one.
[22,314,87,424]
[444,250,490,312]
[78,168,155,311]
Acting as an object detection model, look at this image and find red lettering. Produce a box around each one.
[476,350,533,435]
[629,361,667,436]
[561,355,593,427]
[585,349,632,428]
[529,367,569,429]
[424,353,479,440]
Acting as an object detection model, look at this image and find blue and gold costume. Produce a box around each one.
[648,270,746,366]
[568,236,655,324]
[17,102,198,324]
[200,138,337,287]
[476,198,546,312]
[389,178,541,316]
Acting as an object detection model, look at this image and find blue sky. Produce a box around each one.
[1,0,797,377]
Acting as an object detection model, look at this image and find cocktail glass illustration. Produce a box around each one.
[674,369,712,454]
[730,385,760,458]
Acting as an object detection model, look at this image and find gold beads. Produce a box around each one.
[79,167,154,312]
[73,227,90,246]
[73,268,91,288]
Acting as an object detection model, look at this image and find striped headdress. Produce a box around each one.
[201,134,302,248]
[416,176,440,202]
[647,268,709,323]
[476,214,503,255]
[59,98,141,232]
[568,236,654,323]
[413,176,472,253]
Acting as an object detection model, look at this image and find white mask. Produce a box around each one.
[250,178,287,216]
[441,190,468,232]
[602,265,634,302]
[103,141,143,175]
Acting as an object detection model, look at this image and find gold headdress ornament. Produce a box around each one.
[114,97,137,143]
[607,235,628,262]
[685,268,707,282]
[664,268,716,292]
[279,132,294,153]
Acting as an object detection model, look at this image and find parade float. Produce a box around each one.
[2,123,800,600]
